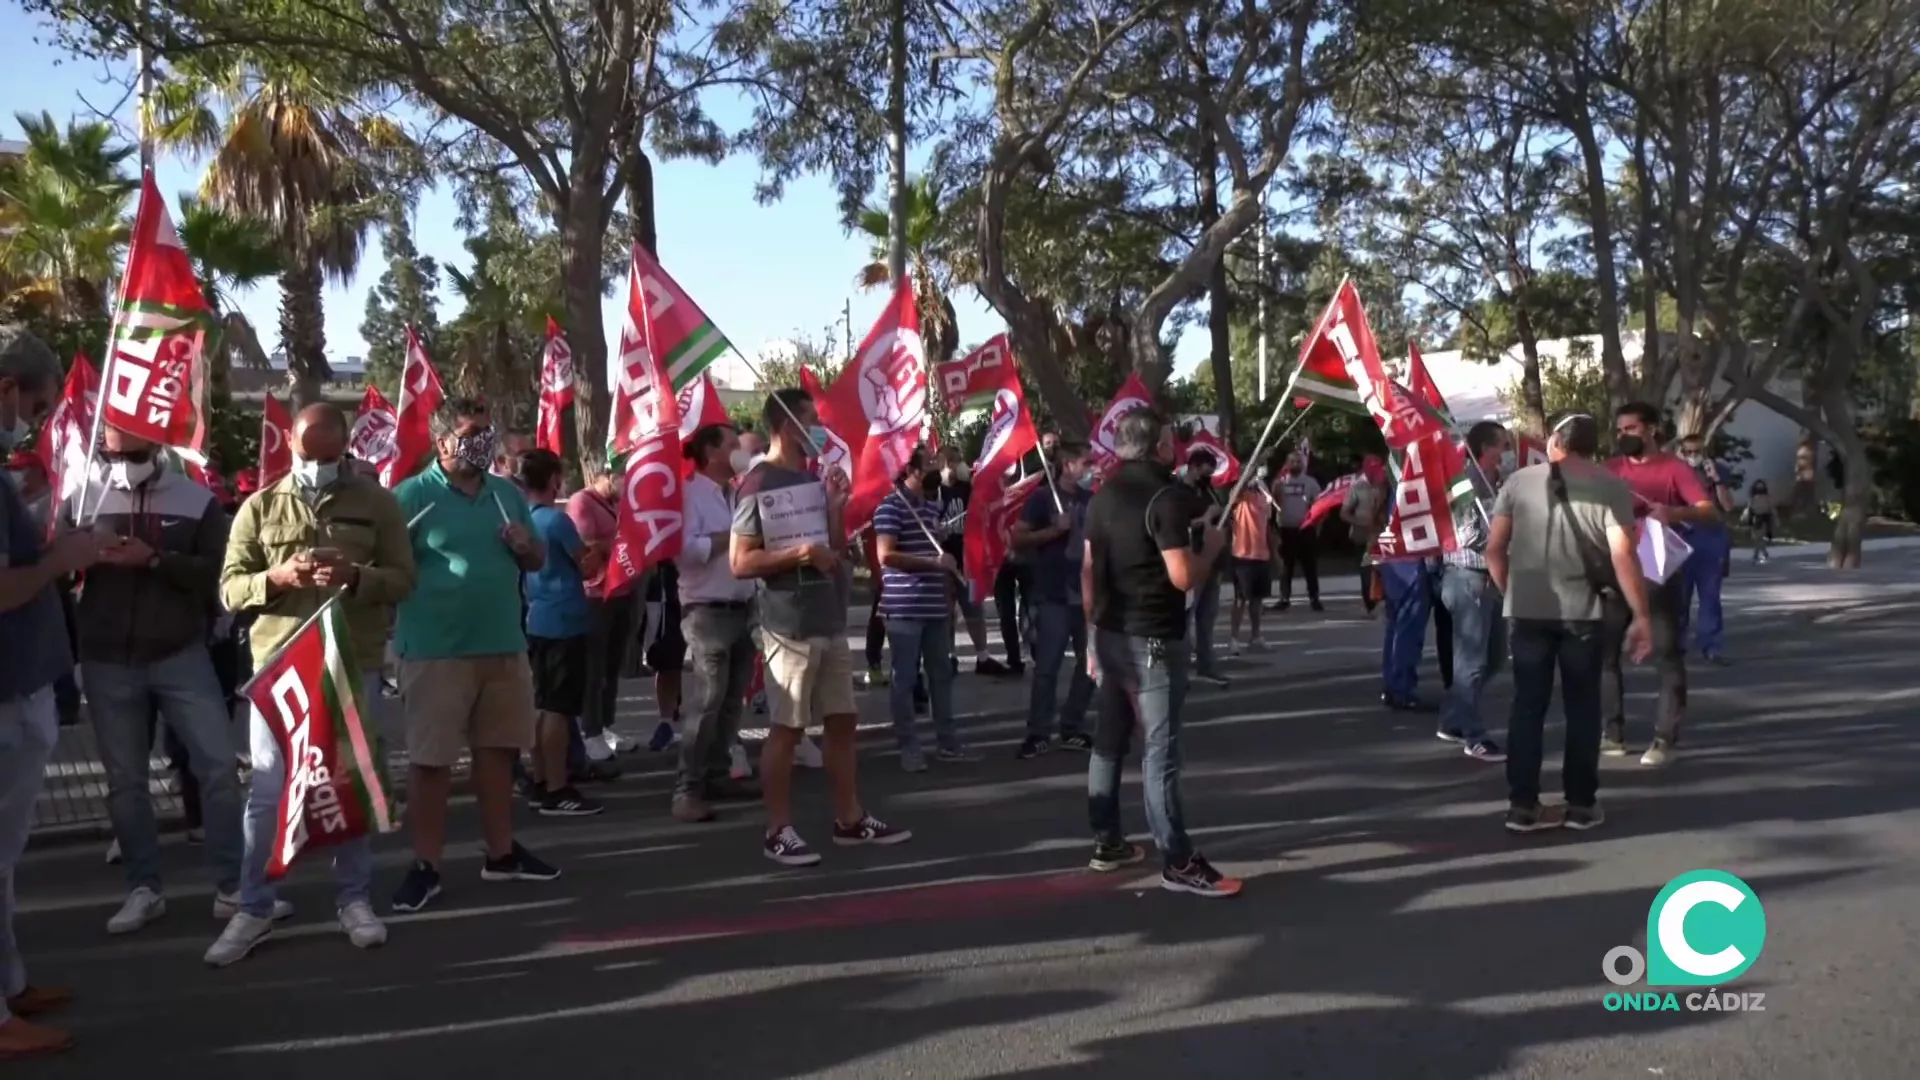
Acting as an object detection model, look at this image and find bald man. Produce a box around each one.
[210,403,417,967]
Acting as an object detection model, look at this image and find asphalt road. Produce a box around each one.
[16,548,1920,1079]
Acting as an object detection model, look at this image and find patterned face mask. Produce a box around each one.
[453,429,498,472]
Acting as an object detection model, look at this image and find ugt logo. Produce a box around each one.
[1604,870,1767,1005]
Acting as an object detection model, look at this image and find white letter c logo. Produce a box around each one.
[1658,879,1747,978]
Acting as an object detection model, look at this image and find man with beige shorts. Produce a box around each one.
[390,397,559,911]
[731,388,911,867]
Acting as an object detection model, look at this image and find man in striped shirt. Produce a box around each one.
[1436,420,1512,762]
[874,447,978,771]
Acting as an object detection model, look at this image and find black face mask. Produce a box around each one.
[1616,434,1647,457]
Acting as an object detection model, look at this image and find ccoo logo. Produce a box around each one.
[1605,870,1767,988]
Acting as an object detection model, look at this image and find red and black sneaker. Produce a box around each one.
[1160,854,1243,898]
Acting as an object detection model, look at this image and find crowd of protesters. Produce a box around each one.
[0,316,1748,1059]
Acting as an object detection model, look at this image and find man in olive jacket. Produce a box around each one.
[208,403,415,967]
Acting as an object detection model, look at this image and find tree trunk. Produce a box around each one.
[975,139,1087,438]
[1198,116,1234,445]
[277,258,329,408]
[1818,344,1870,569]
[1514,318,1548,437]
[563,194,611,468]
[1567,97,1632,410]
[884,0,909,285]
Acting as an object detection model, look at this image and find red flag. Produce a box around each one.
[603,248,685,594]
[1289,280,1383,416]
[350,384,399,480]
[244,599,395,881]
[674,372,735,479]
[1369,379,1475,562]
[829,284,931,533]
[388,327,446,487]
[1516,435,1550,468]
[964,472,1046,607]
[35,353,99,521]
[537,317,574,457]
[798,367,857,480]
[1087,373,1154,479]
[102,174,211,458]
[936,335,1014,414]
[1302,472,1358,531]
[1182,429,1241,487]
[1406,342,1455,426]
[258,395,293,488]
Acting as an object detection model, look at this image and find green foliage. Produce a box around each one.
[0,111,136,320]
[1864,419,1920,522]
[359,208,440,398]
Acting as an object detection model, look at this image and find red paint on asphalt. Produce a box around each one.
[556,872,1125,948]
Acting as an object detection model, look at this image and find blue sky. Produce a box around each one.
[1,9,1208,381]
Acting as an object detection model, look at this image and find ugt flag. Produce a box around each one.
[243,598,395,880]
[537,317,574,456]
[827,284,931,533]
[103,174,211,459]
[1087,372,1154,480]
[389,328,446,487]
[351,384,399,479]
[258,395,293,488]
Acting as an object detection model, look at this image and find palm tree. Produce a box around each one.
[175,193,281,374]
[146,63,406,405]
[444,235,545,427]
[0,111,136,319]
[854,174,961,365]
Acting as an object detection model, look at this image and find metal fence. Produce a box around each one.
[35,718,191,835]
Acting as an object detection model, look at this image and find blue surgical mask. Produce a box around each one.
[806,425,833,455]
[292,457,341,490]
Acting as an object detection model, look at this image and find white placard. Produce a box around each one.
[1637,517,1693,584]
[757,480,831,553]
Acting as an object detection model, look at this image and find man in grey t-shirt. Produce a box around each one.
[1486,413,1651,835]
[730,388,910,870]
[1270,455,1323,610]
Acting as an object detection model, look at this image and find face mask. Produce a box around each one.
[452,429,498,472]
[947,464,969,483]
[1499,451,1518,477]
[107,458,157,490]
[1078,471,1096,491]
[292,457,340,489]
[805,425,833,456]
[1616,434,1647,457]
[727,448,753,476]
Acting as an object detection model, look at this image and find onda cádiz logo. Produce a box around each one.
[1602,870,1768,1013]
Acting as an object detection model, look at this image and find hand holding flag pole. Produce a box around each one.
[889,478,967,584]
[1034,443,1067,514]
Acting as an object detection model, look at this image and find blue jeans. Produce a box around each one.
[1438,566,1505,741]
[1088,630,1194,868]
[0,688,58,1023]
[1507,619,1605,808]
[1027,602,1094,738]
[238,672,380,917]
[84,645,244,893]
[887,617,958,755]
[1680,526,1728,657]
[1378,562,1431,701]
[1190,577,1222,675]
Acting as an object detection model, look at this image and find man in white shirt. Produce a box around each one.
[672,423,763,823]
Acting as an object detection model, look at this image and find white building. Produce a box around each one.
[1415,331,1810,495]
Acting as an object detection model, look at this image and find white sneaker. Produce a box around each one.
[604,728,641,754]
[107,887,166,935]
[338,900,388,949]
[795,735,824,770]
[729,742,753,781]
[213,891,294,921]
[583,732,616,763]
[204,912,274,967]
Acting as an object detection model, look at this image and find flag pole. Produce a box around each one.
[1033,442,1066,513]
[76,170,155,527]
[236,587,348,698]
[889,478,965,584]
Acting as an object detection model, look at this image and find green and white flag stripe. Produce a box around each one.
[665,321,730,392]
[1291,371,1366,412]
[319,600,395,833]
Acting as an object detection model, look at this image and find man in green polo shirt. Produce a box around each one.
[389,396,556,913]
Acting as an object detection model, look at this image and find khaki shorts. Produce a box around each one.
[398,654,536,768]
[762,629,858,731]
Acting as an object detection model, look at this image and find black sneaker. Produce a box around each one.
[1464,739,1506,762]
[1016,735,1052,760]
[537,786,604,817]
[481,843,561,882]
[832,813,913,847]
[1088,841,1147,872]
[1309,600,1325,612]
[1160,854,1243,897]
[1058,732,1094,752]
[1381,693,1434,713]
[1504,804,1563,833]
[517,776,544,803]
[1007,660,1027,677]
[764,825,822,867]
[390,860,442,913]
[976,657,1011,677]
[1564,803,1606,831]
